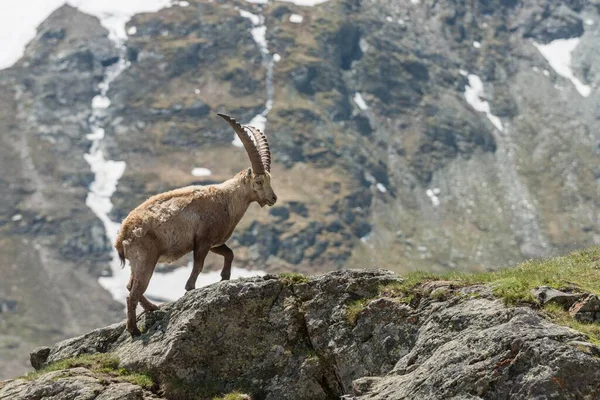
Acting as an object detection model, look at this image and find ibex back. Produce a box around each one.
[115,114,277,337]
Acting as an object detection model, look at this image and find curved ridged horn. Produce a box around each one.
[245,125,271,173]
[217,113,265,174]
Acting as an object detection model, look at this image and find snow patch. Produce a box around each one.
[533,39,592,97]
[586,19,595,26]
[92,95,111,109]
[191,168,212,177]
[360,233,374,249]
[232,114,266,147]
[127,26,137,35]
[1,0,178,70]
[473,41,481,49]
[252,26,269,54]
[376,183,387,193]
[0,0,67,70]
[353,92,369,110]
[464,74,504,132]
[11,214,23,222]
[239,9,261,26]
[68,0,173,42]
[459,69,468,76]
[426,189,440,207]
[236,7,275,144]
[289,14,304,23]
[411,0,420,4]
[145,265,265,302]
[276,0,330,5]
[359,38,370,53]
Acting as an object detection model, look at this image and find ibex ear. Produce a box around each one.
[245,167,252,178]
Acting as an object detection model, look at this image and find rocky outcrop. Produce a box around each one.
[5,270,600,400]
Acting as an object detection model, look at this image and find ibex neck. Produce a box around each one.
[218,170,256,215]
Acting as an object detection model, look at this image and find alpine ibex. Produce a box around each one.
[115,113,277,337]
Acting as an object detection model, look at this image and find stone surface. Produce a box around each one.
[532,286,586,308]
[14,271,600,400]
[569,295,600,322]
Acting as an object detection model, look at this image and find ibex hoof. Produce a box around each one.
[221,276,231,281]
[127,326,142,338]
[185,283,195,291]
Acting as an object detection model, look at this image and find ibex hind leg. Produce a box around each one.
[210,244,234,281]
[126,256,158,337]
[127,274,159,312]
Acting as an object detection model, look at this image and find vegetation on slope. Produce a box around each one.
[23,353,155,389]
[347,247,600,342]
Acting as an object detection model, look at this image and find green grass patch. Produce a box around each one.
[279,272,309,286]
[444,247,600,305]
[542,303,600,346]
[23,353,155,390]
[383,247,600,306]
[119,371,155,390]
[25,353,120,380]
[213,391,249,400]
[346,247,600,336]
[376,247,600,343]
[346,298,371,326]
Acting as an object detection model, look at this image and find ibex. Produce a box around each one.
[115,113,277,337]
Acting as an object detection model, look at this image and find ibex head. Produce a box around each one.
[218,113,278,207]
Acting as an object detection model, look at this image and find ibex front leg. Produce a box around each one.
[185,242,211,291]
[210,244,234,281]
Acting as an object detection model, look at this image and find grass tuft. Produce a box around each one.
[542,303,600,346]
[346,298,371,326]
[213,391,250,400]
[383,247,600,306]
[279,272,309,286]
[25,353,120,380]
[390,247,600,341]
[345,247,600,340]
[22,353,156,390]
[442,247,600,305]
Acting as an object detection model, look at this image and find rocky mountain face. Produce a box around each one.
[3,270,600,399]
[1,0,600,379]
[0,6,125,379]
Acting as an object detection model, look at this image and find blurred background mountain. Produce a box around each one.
[1,0,599,378]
